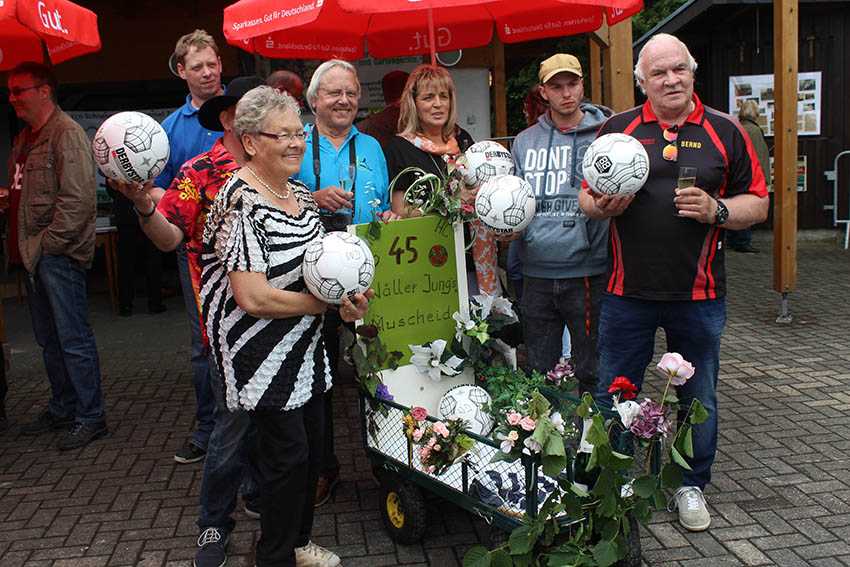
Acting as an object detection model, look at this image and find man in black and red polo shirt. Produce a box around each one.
[580,33,768,532]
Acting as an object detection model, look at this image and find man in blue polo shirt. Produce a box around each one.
[296,59,396,507]
[155,29,224,465]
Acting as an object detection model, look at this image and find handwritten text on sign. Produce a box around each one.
[353,216,467,369]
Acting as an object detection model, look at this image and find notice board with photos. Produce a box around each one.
[728,72,822,136]
[351,216,472,413]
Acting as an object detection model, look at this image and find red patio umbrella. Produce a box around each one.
[224,0,642,62]
[0,0,101,71]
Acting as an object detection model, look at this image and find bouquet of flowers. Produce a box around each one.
[491,390,577,477]
[389,157,477,228]
[608,352,705,471]
[452,294,519,370]
[402,407,474,476]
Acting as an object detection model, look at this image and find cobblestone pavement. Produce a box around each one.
[0,235,849,566]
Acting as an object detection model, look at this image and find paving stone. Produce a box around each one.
[2,237,850,566]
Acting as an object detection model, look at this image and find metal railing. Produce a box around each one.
[825,150,850,249]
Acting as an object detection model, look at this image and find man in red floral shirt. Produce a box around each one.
[111,76,264,567]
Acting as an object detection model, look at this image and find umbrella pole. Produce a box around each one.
[428,6,436,66]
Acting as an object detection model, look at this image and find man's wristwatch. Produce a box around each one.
[713,198,729,226]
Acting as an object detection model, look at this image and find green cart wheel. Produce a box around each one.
[379,477,427,544]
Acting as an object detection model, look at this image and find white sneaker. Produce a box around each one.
[295,541,341,567]
[670,486,711,531]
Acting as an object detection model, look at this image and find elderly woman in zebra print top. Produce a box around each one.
[201,85,370,567]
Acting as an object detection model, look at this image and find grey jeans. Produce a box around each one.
[520,274,605,394]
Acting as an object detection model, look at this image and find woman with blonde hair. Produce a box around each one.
[383,64,500,294]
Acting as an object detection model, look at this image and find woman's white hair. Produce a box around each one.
[305,59,360,113]
[234,85,301,139]
[633,33,698,94]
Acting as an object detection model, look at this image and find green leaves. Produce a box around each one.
[591,540,619,567]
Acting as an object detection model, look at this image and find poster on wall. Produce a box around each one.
[728,72,821,137]
[768,155,807,192]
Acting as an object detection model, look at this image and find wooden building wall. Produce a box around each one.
[672,1,850,229]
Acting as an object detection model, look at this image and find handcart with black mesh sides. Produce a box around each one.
[361,394,644,566]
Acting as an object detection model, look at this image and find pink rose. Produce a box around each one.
[412,428,423,442]
[427,465,436,474]
[433,444,441,451]
[656,352,695,386]
[410,407,428,421]
[519,416,537,431]
[433,421,450,438]
[427,436,437,448]
[419,446,431,459]
[506,412,522,426]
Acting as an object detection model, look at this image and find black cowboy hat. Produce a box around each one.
[198,75,264,131]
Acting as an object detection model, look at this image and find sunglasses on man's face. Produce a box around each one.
[662,125,678,162]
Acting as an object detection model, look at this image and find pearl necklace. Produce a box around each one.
[245,166,290,200]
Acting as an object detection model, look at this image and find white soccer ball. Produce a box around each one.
[438,385,493,436]
[302,232,375,305]
[581,133,650,196]
[461,140,515,187]
[92,111,170,184]
[474,174,536,234]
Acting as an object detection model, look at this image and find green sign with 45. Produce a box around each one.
[352,216,469,369]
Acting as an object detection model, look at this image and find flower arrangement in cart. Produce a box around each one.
[464,352,710,567]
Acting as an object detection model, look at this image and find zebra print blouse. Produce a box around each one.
[200,175,331,412]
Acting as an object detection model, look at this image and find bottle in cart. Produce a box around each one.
[573,417,600,492]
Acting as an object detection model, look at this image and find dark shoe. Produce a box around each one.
[118,306,133,317]
[148,304,167,314]
[243,500,261,520]
[21,409,74,435]
[194,527,229,567]
[174,441,207,464]
[314,471,339,508]
[57,421,108,450]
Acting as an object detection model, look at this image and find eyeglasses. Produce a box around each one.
[257,131,307,143]
[662,125,678,162]
[319,88,359,101]
[9,84,45,97]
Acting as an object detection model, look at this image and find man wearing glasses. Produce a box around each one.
[579,33,768,532]
[295,59,396,508]
[6,62,106,450]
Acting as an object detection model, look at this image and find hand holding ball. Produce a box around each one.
[581,133,649,196]
[302,232,375,305]
[474,175,536,234]
[92,112,170,184]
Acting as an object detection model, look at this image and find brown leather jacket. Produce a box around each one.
[11,108,97,273]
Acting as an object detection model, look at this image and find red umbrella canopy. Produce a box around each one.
[0,0,101,71]
[224,0,642,61]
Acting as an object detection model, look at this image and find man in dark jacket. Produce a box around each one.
[7,62,106,450]
[511,53,610,396]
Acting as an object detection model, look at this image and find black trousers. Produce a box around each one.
[320,311,343,476]
[521,274,605,395]
[117,223,163,311]
[251,395,324,566]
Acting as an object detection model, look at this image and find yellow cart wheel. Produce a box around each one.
[379,477,427,544]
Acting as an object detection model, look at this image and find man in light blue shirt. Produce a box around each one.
[295,59,396,508]
[296,60,394,229]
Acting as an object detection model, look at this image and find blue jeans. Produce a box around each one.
[177,246,215,449]
[197,357,259,533]
[26,254,104,424]
[594,294,726,489]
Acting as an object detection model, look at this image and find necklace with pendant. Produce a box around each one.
[246,166,290,199]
